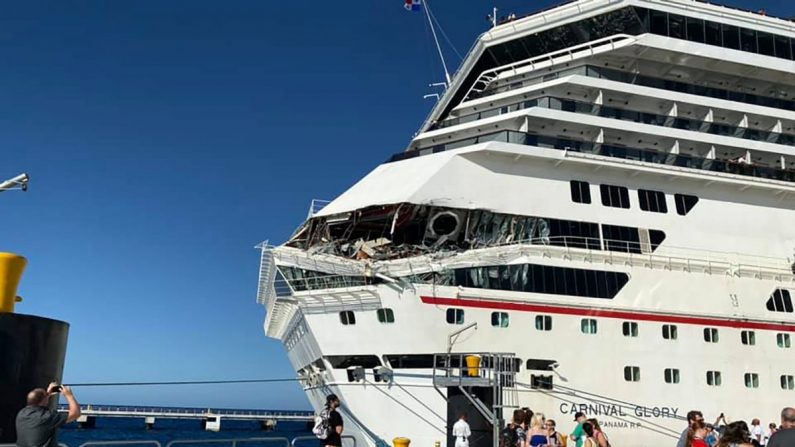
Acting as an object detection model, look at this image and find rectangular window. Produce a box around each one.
[624,366,640,382]
[581,318,598,334]
[600,184,630,208]
[777,333,791,348]
[781,375,795,390]
[376,308,395,324]
[446,308,464,325]
[744,373,759,388]
[674,194,699,215]
[662,324,678,340]
[570,180,592,204]
[741,330,756,346]
[339,311,356,325]
[622,321,639,337]
[638,189,667,213]
[491,312,509,328]
[535,315,552,331]
[664,368,680,384]
[707,371,722,386]
[704,327,719,343]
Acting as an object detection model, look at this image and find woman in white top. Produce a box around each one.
[452,413,471,447]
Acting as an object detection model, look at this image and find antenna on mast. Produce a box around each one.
[422,0,451,85]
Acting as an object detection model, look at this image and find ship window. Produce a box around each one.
[339,311,356,325]
[685,17,704,43]
[664,368,680,384]
[600,184,630,209]
[385,354,435,369]
[624,366,640,382]
[662,324,678,340]
[526,359,557,371]
[781,375,795,390]
[622,321,638,337]
[740,28,757,53]
[778,333,792,348]
[581,319,598,334]
[535,315,552,331]
[741,330,756,346]
[766,289,794,313]
[446,308,464,325]
[758,32,775,56]
[325,355,381,369]
[491,312,509,328]
[704,328,719,343]
[674,194,699,215]
[570,180,591,204]
[377,308,395,324]
[744,373,759,389]
[707,371,722,386]
[638,189,667,213]
[705,21,721,46]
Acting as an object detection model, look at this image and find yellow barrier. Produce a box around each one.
[392,437,410,447]
[465,355,481,377]
[0,252,27,313]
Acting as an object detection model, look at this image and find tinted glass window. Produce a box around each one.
[705,21,721,46]
[570,180,591,204]
[686,17,704,43]
[674,194,699,215]
[638,189,667,213]
[722,24,740,50]
[741,28,757,53]
[600,184,630,208]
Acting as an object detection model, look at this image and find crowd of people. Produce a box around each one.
[465,406,795,447]
[676,408,795,447]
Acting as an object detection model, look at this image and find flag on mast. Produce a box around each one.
[404,0,422,12]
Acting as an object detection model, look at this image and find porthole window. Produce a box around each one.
[741,330,756,346]
[570,180,591,204]
[491,312,509,328]
[662,324,678,340]
[781,375,795,390]
[376,308,395,324]
[446,308,464,325]
[339,311,356,325]
[674,194,699,215]
[664,368,680,384]
[535,315,552,331]
[624,366,640,382]
[704,327,719,343]
[777,333,792,348]
[581,319,598,334]
[638,189,667,213]
[706,371,722,386]
[744,373,759,389]
[622,321,639,337]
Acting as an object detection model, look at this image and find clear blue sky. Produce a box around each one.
[1,0,790,410]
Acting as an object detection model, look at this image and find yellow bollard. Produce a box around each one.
[0,252,26,313]
[465,355,481,377]
[392,437,410,447]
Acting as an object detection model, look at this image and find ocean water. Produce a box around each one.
[58,417,314,447]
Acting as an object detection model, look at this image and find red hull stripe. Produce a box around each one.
[420,296,795,332]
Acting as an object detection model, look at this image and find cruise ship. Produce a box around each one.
[256,1,795,445]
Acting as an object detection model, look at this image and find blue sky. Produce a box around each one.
[1,0,791,410]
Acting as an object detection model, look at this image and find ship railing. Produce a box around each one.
[464,34,636,101]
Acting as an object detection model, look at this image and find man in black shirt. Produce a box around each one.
[322,394,343,447]
[16,383,81,447]
[767,407,795,447]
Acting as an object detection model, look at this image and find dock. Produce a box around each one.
[57,404,314,432]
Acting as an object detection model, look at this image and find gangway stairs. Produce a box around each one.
[433,352,519,447]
